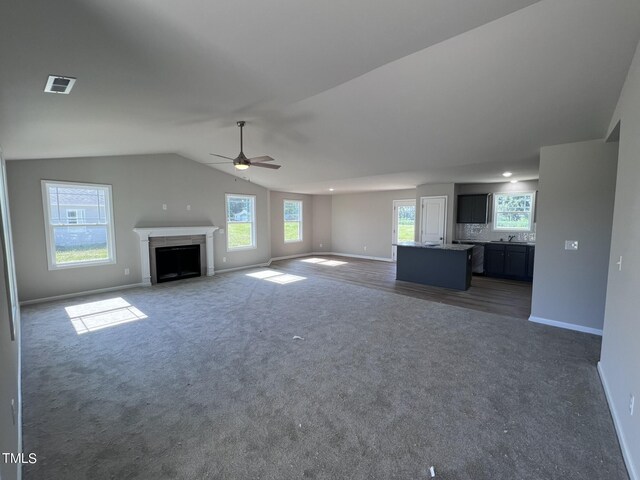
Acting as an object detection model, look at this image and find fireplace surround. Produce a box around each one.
[133,226,219,285]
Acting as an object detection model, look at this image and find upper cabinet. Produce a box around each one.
[457,194,489,224]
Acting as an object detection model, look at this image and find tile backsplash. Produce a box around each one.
[456,223,536,243]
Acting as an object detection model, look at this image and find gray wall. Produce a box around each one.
[530,140,617,332]
[600,40,640,479]
[269,191,313,258]
[312,195,332,253]
[7,154,271,301]
[0,157,21,480]
[331,189,416,259]
[415,183,455,243]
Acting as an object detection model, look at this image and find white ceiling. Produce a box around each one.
[1,0,639,193]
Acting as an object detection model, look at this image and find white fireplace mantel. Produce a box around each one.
[133,226,219,286]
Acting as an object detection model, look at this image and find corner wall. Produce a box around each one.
[599,39,640,480]
[312,195,332,253]
[530,140,617,334]
[331,189,416,259]
[7,154,271,302]
[0,153,21,480]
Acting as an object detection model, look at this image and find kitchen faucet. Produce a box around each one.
[508,235,516,242]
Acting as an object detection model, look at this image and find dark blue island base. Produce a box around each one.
[395,242,474,291]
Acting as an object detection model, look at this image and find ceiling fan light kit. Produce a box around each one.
[208,121,281,171]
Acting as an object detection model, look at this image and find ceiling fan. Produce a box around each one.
[207,121,281,171]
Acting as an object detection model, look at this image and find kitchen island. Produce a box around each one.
[395,242,474,290]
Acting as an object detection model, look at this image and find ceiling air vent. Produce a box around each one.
[44,75,76,94]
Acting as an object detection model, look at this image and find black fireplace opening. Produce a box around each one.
[155,245,201,283]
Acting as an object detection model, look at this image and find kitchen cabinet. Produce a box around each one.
[504,245,527,277]
[484,243,535,281]
[457,194,489,224]
[484,244,505,276]
[526,245,535,279]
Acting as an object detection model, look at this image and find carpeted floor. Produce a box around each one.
[21,266,627,479]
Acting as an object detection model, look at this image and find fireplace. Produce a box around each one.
[155,244,201,283]
[133,226,219,286]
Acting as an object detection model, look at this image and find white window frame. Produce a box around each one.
[492,191,536,232]
[41,180,117,270]
[225,193,257,252]
[283,199,303,243]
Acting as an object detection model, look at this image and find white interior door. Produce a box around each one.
[392,199,416,261]
[420,196,447,244]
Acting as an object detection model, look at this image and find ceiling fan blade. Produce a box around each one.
[248,155,275,163]
[251,162,281,169]
[203,161,233,165]
[209,153,236,160]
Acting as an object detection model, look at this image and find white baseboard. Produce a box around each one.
[269,252,393,262]
[327,252,394,262]
[528,315,603,336]
[270,253,318,262]
[20,282,144,306]
[598,362,638,480]
[215,262,271,274]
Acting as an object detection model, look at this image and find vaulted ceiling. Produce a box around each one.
[1,0,639,193]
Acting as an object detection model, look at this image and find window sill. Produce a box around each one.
[48,258,116,271]
[227,246,257,253]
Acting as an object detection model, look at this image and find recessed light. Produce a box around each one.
[510,179,518,183]
[502,171,513,178]
[329,188,334,192]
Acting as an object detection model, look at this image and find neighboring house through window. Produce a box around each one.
[66,208,86,225]
[493,191,535,231]
[226,194,256,250]
[41,180,116,269]
[283,199,303,243]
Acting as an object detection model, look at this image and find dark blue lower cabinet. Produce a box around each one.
[396,246,472,291]
[484,244,534,281]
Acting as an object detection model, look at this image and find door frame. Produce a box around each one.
[419,195,448,244]
[391,199,416,261]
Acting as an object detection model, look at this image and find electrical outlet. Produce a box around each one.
[222,257,227,263]
[124,268,130,275]
[364,245,367,251]
[186,204,191,211]
[564,240,578,251]
[319,243,323,248]
[617,256,623,271]
[162,204,167,211]
[630,394,635,415]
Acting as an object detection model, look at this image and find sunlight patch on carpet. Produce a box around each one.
[246,269,306,284]
[65,297,148,335]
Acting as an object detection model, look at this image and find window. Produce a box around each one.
[283,199,303,243]
[226,194,256,250]
[493,191,535,231]
[42,181,116,269]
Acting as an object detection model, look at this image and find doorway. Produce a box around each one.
[392,199,416,261]
[420,196,447,244]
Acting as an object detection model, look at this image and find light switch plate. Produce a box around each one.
[565,240,578,250]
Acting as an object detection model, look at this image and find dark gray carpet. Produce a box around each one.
[21,266,627,479]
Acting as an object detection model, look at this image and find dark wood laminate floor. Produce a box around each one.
[271,255,533,319]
